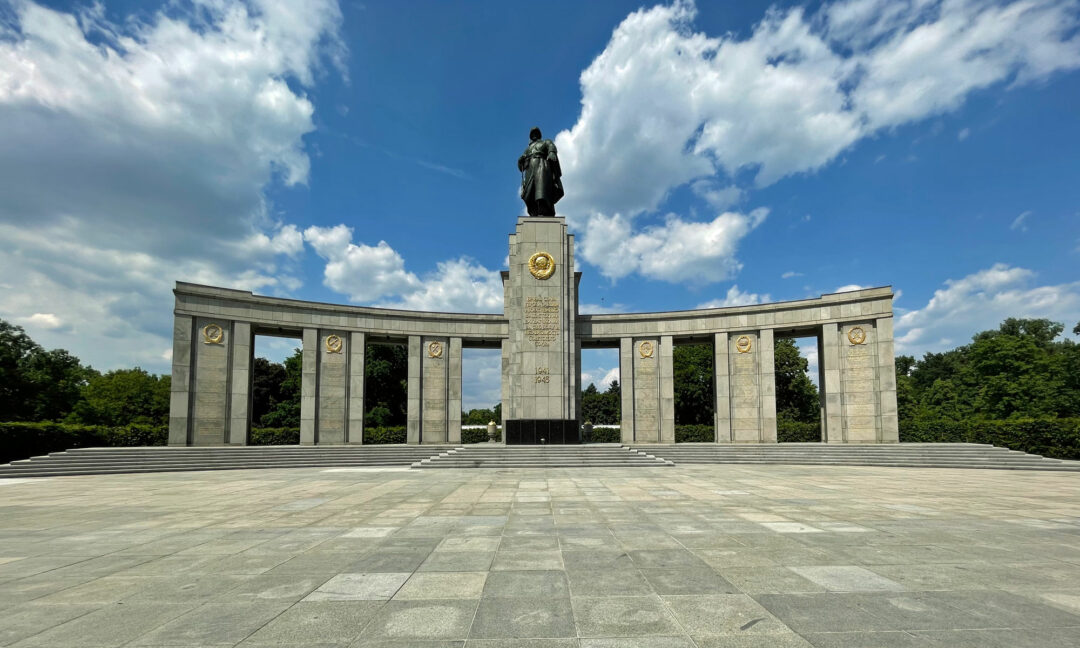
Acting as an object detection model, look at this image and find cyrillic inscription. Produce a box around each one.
[525,297,559,346]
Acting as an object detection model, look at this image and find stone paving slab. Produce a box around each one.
[0,465,1078,646]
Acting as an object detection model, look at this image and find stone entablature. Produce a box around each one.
[170,216,898,447]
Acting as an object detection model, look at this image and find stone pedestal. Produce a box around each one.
[502,217,580,441]
[820,318,900,443]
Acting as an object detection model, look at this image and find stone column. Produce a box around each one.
[713,332,730,443]
[227,322,252,445]
[421,336,450,443]
[619,337,635,443]
[500,338,511,429]
[659,335,675,444]
[759,328,777,443]
[839,321,881,443]
[448,337,462,444]
[820,322,843,442]
[632,337,660,442]
[729,332,760,443]
[190,318,231,445]
[347,332,366,444]
[317,330,348,444]
[168,314,194,446]
[504,217,578,422]
[407,335,421,444]
[300,328,317,445]
[876,317,900,443]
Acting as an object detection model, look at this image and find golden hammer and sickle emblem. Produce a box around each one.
[325,334,343,354]
[847,327,867,345]
[201,323,224,345]
[735,335,752,353]
[639,341,654,358]
[428,341,444,358]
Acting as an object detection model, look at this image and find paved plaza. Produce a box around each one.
[1,465,1080,647]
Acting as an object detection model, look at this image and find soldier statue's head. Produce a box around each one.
[529,126,542,141]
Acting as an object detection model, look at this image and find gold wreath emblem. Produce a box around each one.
[847,326,867,345]
[735,335,752,353]
[201,323,224,345]
[639,341,654,358]
[528,251,556,280]
[325,334,343,354]
[428,341,444,358]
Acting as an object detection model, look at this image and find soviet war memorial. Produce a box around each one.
[3,2,1080,647]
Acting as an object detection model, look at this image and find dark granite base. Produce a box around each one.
[504,419,580,445]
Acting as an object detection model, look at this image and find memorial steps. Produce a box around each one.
[411,445,674,469]
[2,443,1077,477]
[0,445,456,478]
[630,443,1080,472]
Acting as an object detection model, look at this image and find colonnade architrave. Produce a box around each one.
[170,280,898,446]
[169,217,897,446]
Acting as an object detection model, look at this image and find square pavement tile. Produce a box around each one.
[788,566,907,592]
[435,536,501,552]
[239,600,382,646]
[394,572,487,600]
[357,600,478,641]
[572,595,683,637]
[491,550,564,571]
[662,594,792,637]
[482,570,570,599]
[342,527,398,538]
[566,567,653,596]
[130,601,292,646]
[469,597,575,639]
[14,602,195,647]
[303,572,410,601]
[418,551,495,572]
[640,568,740,595]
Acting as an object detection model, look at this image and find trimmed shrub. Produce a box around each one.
[585,426,620,443]
[0,422,167,464]
[363,426,407,444]
[675,424,714,442]
[900,418,1080,461]
[778,420,821,443]
[462,427,498,444]
[250,428,300,445]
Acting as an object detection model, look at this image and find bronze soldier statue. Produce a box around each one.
[518,127,564,216]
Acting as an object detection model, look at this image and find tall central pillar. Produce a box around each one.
[501,216,581,443]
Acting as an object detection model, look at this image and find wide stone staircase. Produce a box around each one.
[0,445,456,478]
[630,442,1080,471]
[412,444,673,469]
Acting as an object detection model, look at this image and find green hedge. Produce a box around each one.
[363,426,407,444]
[250,428,300,445]
[900,418,1080,461]
[584,426,620,443]
[778,420,821,442]
[675,424,714,442]
[462,427,501,444]
[0,422,167,464]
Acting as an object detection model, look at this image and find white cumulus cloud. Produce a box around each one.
[697,285,771,309]
[556,0,1080,283]
[0,0,345,371]
[896,263,1080,355]
[304,225,504,313]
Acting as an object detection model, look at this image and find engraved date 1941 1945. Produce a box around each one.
[535,367,550,383]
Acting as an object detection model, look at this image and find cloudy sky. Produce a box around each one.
[2,0,1078,410]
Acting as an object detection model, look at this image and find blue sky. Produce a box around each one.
[2,0,1079,410]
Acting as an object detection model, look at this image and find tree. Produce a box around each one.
[581,380,620,424]
[251,356,288,426]
[364,343,408,426]
[260,349,301,427]
[463,408,496,425]
[774,338,820,424]
[68,368,170,426]
[0,319,94,422]
[900,318,1080,421]
[673,344,714,424]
